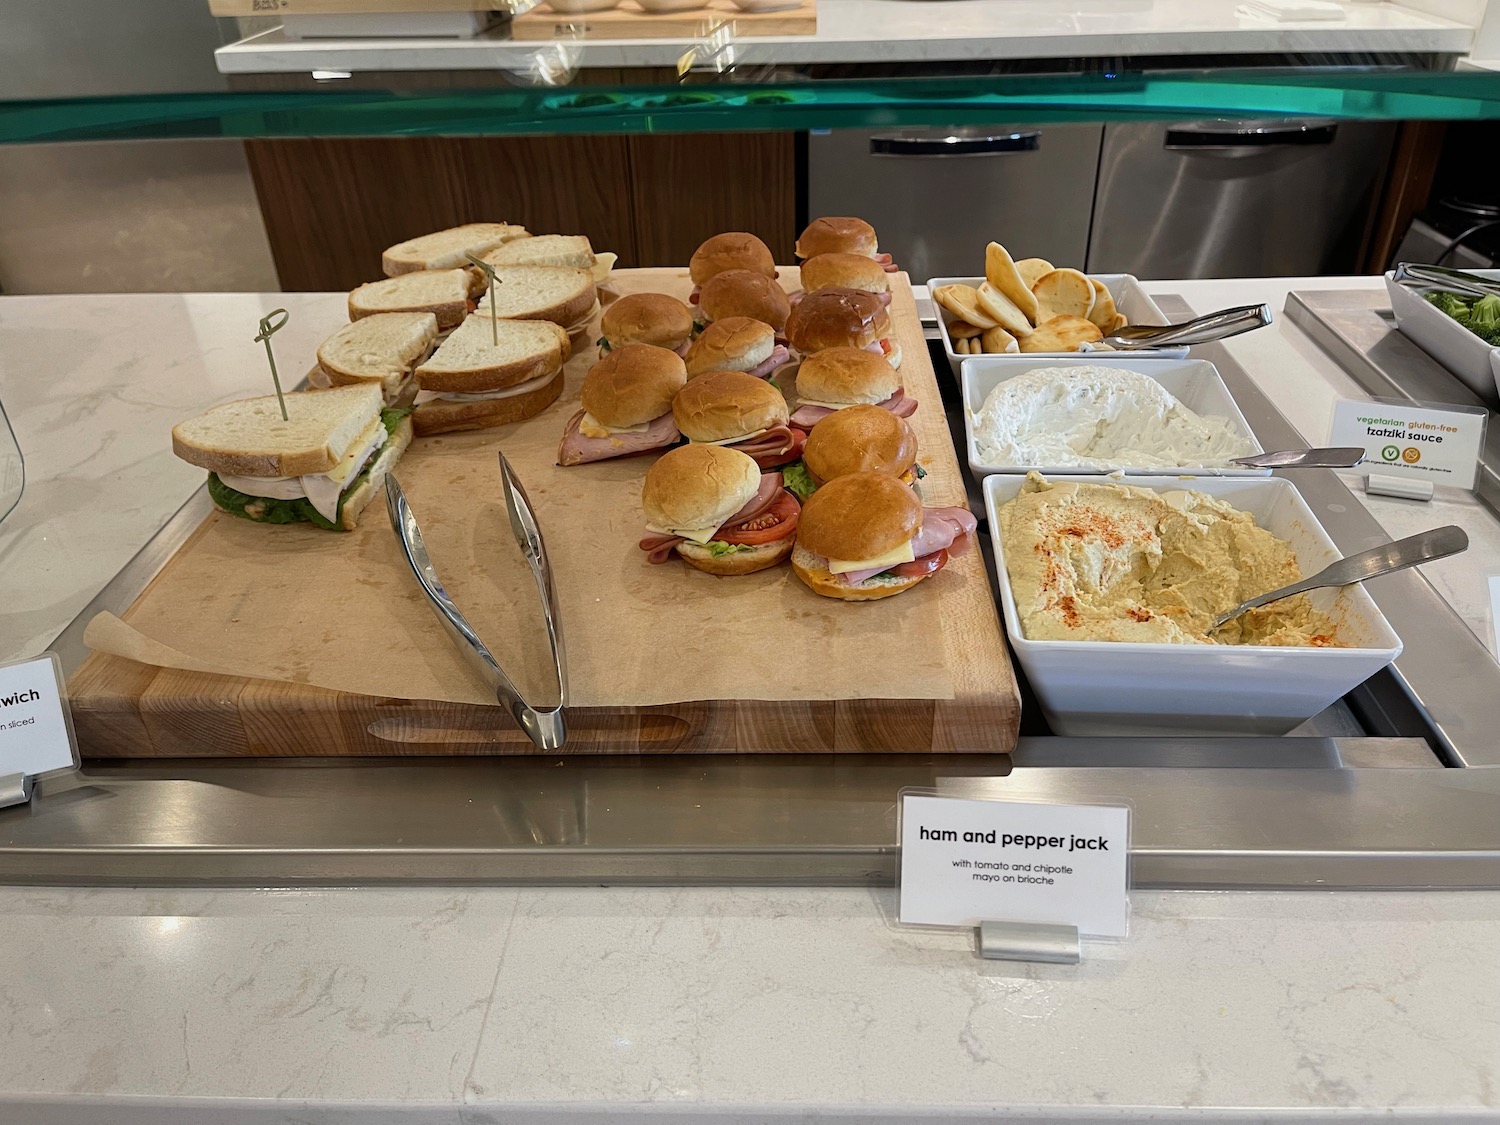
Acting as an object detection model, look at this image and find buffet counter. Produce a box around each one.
[1,277,1499,1119]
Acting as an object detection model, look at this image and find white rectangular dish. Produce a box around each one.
[1384,270,1500,407]
[981,474,1403,736]
[930,274,1176,378]
[961,355,1266,477]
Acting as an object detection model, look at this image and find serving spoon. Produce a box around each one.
[1229,447,1366,469]
[1099,303,1272,350]
[1210,524,1468,632]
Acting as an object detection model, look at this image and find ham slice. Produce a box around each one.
[639,471,783,563]
[744,345,791,379]
[876,252,898,273]
[788,387,917,429]
[558,409,680,466]
[674,340,692,357]
[733,426,805,468]
[835,506,976,585]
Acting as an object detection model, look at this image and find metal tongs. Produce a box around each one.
[1392,262,1500,299]
[385,453,568,750]
[1095,303,1273,350]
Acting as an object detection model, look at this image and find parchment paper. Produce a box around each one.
[89,269,959,708]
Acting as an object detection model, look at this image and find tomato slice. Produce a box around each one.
[890,548,948,579]
[715,490,800,545]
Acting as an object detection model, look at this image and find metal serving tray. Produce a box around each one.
[8,295,1500,890]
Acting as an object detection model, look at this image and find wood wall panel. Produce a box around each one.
[628,132,797,266]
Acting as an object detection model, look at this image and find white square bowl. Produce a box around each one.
[982,474,1403,736]
[1384,270,1500,407]
[930,274,1177,379]
[961,355,1266,478]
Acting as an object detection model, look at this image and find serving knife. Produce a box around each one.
[1230,447,1366,469]
[385,455,568,750]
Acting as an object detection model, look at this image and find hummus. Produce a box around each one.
[997,473,1343,647]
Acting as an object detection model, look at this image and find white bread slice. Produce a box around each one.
[173,383,383,479]
[474,266,596,327]
[317,312,439,397]
[482,234,594,271]
[382,223,530,276]
[412,368,565,436]
[349,269,471,330]
[333,415,413,530]
[416,315,570,394]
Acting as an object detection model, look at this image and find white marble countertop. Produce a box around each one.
[2,280,1500,1121]
[214,0,1474,74]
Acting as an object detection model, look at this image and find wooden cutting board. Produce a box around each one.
[509,0,816,40]
[67,269,1019,757]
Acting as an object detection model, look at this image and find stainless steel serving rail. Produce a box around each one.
[6,294,1500,889]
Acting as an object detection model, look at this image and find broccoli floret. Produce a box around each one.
[1428,291,1474,324]
[1469,293,1500,336]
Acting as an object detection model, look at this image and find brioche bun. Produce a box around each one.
[580,343,687,427]
[803,404,916,485]
[689,233,778,286]
[699,270,791,332]
[685,317,775,377]
[678,535,794,576]
[673,370,788,443]
[797,470,921,563]
[600,293,694,351]
[642,443,761,533]
[794,346,901,406]
[799,252,890,295]
[784,288,891,356]
[791,545,928,601]
[795,217,879,260]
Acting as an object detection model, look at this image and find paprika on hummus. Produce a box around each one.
[997,473,1343,647]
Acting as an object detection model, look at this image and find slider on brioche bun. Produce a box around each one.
[600,292,694,353]
[689,233,778,287]
[794,471,926,600]
[799,252,890,295]
[803,404,917,486]
[642,445,794,575]
[580,343,687,427]
[784,288,896,364]
[795,346,902,407]
[685,317,777,378]
[673,370,788,443]
[699,270,791,332]
[796,217,879,260]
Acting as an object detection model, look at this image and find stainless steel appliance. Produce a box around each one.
[807,124,1104,282]
[1087,119,1397,279]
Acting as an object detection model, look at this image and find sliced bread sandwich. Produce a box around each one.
[482,234,617,283]
[412,314,570,435]
[316,311,439,403]
[172,383,412,532]
[349,269,475,331]
[474,265,598,332]
[382,222,530,276]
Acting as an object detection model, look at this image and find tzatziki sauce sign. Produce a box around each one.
[1329,399,1486,489]
[899,793,1129,937]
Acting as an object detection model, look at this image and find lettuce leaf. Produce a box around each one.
[707,541,754,557]
[781,460,818,502]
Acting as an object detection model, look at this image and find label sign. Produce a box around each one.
[0,654,78,783]
[1329,399,1486,490]
[899,794,1129,937]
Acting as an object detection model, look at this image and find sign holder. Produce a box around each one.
[895,788,1131,964]
[0,653,81,810]
[1328,395,1488,499]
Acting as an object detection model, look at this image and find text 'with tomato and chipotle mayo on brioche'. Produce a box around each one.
[639,444,801,575]
[688,232,778,296]
[409,315,569,436]
[788,346,916,429]
[784,288,901,370]
[557,343,687,465]
[685,317,790,379]
[672,370,806,470]
[316,311,439,403]
[172,383,412,533]
[795,217,897,272]
[698,269,791,333]
[599,292,695,357]
[792,471,976,600]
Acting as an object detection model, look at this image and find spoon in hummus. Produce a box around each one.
[1210,524,1469,633]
